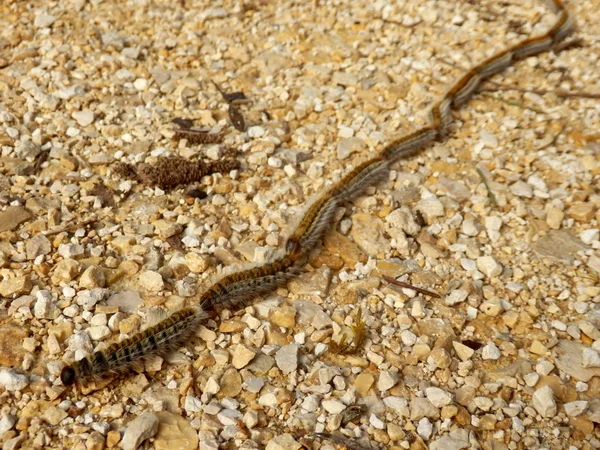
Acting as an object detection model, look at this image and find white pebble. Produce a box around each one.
[0,370,29,391]
[531,385,557,418]
[476,256,502,278]
[482,342,501,360]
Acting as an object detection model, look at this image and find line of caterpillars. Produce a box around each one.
[60,0,574,386]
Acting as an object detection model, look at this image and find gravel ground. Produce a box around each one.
[0,0,599,449]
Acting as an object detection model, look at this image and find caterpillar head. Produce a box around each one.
[60,364,77,386]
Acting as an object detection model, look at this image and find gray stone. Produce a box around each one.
[275,344,298,374]
[121,413,159,450]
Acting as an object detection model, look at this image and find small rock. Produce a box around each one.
[336,137,365,160]
[481,342,501,360]
[425,387,453,408]
[582,347,600,368]
[79,266,106,289]
[531,385,557,418]
[322,399,346,414]
[33,292,59,319]
[106,290,143,313]
[58,243,84,259]
[377,371,399,391]
[86,431,105,450]
[580,229,599,245]
[417,197,444,220]
[417,417,433,440]
[218,367,242,398]
[42,406,68,426]
[88,326,111,341]
[121,413,159,450]
[452,341,474,361]
[410,398,440,420]
[52,259,81,282]
[154,411,199,450]
[510,180,533,198]
[429,430,470,450]
[72,110,95,127]
[369,414,385,429]
[476,256,502,278]
[354,373,375,396]
[34,13,57,28]
[567,203,596,222]
[139,271,164,292]
[0,414,16,434]
[0,206,32,232]
[0,369,29,391]
[564,400,588,417]
[0,276,32,297]
[275,344,298,374]
[428,348,451,369]
[445,289,469,306]
[523,372,539,387]
[546,207,564,229]
[232,345,256,369]
[26,234,52,260]
[265,434,302,450]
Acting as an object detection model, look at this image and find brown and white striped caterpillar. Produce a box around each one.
[60,309,204,385]
[61,0,574,386]
[285,0,573,257]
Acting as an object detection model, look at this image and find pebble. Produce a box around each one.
[0,276,32,297]
[336,137,365,160]
[33,293,59,319]
[42,406,68,426]
[265,434,302,450]
[582,347,600,368]
[546,207,564,229]
[425,387,453,407]
[0,415,16,435]
[429,430,470,450]
[452,341,475,361]
[580,229,599,245]
[567,203,596,222]
[232,344,256,369]
[322,399,346,414]
[58,243,84,259]
[417,417,433,440]
[564,400,588,417]
[139,270,164,292]
[350,212,388,256]
[0,206,32,232]
[445,289,469,306]
[275,344,298,374]
[153,411,198,450]
[510,180,533,198]
[531,385,557,418]
[369,414,385,430]
[79,266,106,289]
[410,398,440,420]
[476,256,502,278]
[121,413,159,450]
[481,342,501,360]
[26,234,51,259]
[417,197,444,220]
[0,370,29,391]
[377,371,399,391]
[354,373,375,396]
[72,110,95,127]
[106,290,143,313]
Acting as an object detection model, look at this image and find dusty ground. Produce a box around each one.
[0,0,599,449]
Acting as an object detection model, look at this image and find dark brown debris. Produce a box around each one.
[90,183,116,208]
[114,156,239,190]
[228,105,246,132]
[172,129,224,145]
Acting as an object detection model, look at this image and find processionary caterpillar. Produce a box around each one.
[61,0,574,386]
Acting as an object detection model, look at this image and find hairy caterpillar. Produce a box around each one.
[61,0,574,387]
